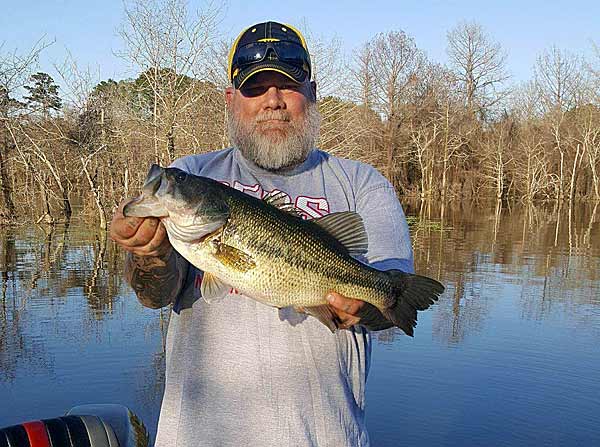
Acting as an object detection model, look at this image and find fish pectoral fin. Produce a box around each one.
[214,243,256,272]
[311,212,368,257]
[295,305,339,333]
[200,272,230,303]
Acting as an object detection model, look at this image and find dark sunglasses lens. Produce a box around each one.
[234,42,268,67]
[233,42,309,69]
[272,42,308,64]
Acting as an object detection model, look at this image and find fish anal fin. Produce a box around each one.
[296,305,339,333]
[312,212,368,257]
[200,272,230,303]
[214,243,256,272]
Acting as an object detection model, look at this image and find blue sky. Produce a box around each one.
[1,0,599,90]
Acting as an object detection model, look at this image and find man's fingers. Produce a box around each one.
[110,198,144,240]
[326,292,364,316]
[338,314,361,330]
[326,292,365,329]
[123,217,160,247]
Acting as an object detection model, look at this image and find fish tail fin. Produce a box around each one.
[380,270,444,337]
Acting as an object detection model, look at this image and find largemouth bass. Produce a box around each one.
[124,164,444,336]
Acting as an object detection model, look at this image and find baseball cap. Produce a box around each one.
[228,21,312,89]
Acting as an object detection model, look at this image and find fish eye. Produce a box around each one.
[175,171,187,183]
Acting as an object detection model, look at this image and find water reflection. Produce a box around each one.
[1,202,599,445]
[367,200,600,446]
[402,200,600,344]
[0,222,166,434]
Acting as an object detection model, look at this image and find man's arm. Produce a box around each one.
[124,249,188,309]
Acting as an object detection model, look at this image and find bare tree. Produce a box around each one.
[0,40,51,221]
[118,0,223,164]
[481,118,515,199]
[533,46,589,200]
[297,20,346,100]
[574,106,600,200]
[446,21,510,119]
[347,43,386,168]
[356,31,426,187]
[534,46,585,113]
[587,41,600,104]
[409,119,438,199]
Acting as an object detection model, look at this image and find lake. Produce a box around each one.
[1,201,599,446]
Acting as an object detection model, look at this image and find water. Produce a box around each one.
[1,202,599,446]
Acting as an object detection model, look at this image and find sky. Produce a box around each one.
[1,0,599,95]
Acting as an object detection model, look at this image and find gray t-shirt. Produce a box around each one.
[154,148,414,447]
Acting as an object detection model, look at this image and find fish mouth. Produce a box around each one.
[123,194,169,218]
[123,164,169,218]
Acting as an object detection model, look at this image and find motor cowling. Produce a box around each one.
[0,405,149,447]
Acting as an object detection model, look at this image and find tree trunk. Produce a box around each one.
[81,156,107,230]
[588,150,600,201]
[0,126,16,219]
[385,117,397,188]
[558,150,565,201]
[568,144,581,202]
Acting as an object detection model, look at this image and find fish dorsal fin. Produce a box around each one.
[312,212,368,256]
[200,272,230,303]
[263,190,303,218]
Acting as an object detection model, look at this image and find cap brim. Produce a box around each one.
[234,61,308,89]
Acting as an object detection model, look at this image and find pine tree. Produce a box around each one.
[23,72,62,115]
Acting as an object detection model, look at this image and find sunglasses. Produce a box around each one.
[232,41,310,73]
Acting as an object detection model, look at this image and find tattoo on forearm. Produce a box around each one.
[125,251,188,308]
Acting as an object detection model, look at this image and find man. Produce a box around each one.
[110,21,415,446]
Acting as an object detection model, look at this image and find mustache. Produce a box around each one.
[255,111,291,123]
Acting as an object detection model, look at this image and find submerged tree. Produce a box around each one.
[0,40,50,222]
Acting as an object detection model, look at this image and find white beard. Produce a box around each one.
[228,101,321,171]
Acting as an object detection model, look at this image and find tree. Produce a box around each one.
[534,46,587,200]
[297,20,345,100]
[446,21,509,120]
[23,72,62,115]
[118,0,223,164]
[589,41,600,104]
[353,31,426,189]
[480,116,515,199]
[0,40,50,221]
[534,46,585,113]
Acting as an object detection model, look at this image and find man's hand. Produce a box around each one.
[326,292,365,330]
[110,199,187,309]
[110,199,171,258]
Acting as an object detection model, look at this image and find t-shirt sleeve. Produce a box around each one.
[356,183,415,274]
[169,155,197,173]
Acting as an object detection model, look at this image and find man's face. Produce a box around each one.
[226,71,320,171]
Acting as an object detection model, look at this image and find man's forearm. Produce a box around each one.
[124,249,188,309]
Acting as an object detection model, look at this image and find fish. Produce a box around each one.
[123,164,444,336]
